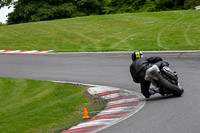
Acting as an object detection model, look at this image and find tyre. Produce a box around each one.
[158,76,184,97]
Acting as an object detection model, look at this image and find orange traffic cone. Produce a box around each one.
[82,108,89,119]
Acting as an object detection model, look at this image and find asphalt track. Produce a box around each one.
[0,51,200,133]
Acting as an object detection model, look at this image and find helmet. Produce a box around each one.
[131,51,143,61]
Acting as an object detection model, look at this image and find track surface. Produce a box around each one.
[0,52,199,133]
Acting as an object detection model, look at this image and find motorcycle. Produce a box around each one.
[145,64,184,97]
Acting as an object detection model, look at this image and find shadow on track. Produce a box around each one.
[145,95,181,101]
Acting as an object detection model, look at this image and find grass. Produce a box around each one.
[0,78,94,133]
[0,10,200,52]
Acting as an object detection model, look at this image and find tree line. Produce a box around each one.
[0,0,200,24]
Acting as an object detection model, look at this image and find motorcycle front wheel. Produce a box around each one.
[158,76,184,97]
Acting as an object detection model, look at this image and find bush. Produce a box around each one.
[102,0,185,14]
[102,0,145,14]
[140,1,158,12]
[0,22,6,26]
[184,0,200,9]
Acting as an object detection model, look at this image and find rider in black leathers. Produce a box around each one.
[130,51,169,98]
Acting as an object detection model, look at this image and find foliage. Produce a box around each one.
[102,0,145,13]
[0,0,103,24]
[102,0,185,13]
[0,22,6,26]
[184,0,200,8]
[0,0,200,24]
[139,0,158,12]
[155,0,184,10]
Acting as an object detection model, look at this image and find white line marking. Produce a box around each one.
[101,93,128,99]
[107,98,140,106]
[0,50,53,54]
[97,106,136,116]
[94,98,145,133]
[88,86,121,95]
[19,50,38,53]
[69,118,119,130]
[46,50,200,55]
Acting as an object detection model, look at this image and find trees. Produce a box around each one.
[154,0,184,10]
[102,0,185,13]
[184,0,200,8]
[0,0,103,24]
[0,21,6,26]
[1,0,199,24]
[103,0,146,13]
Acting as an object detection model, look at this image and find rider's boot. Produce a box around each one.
[149,87,160,95]
[149,87,166,96]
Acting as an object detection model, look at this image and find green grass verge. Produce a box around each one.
[0,10,200,52]
[0,78,93,133]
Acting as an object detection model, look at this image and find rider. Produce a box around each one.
[130,50,173,98]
